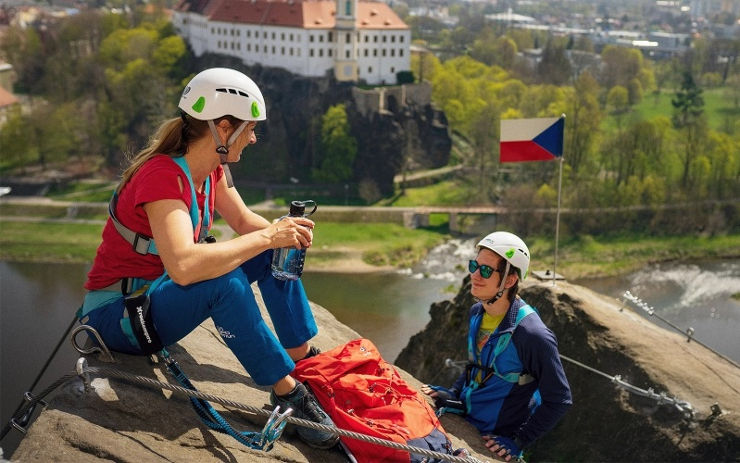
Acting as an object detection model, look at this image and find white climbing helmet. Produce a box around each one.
[178,68,267,122]
[476,231,530,280]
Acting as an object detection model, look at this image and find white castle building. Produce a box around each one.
[172,0,411,85]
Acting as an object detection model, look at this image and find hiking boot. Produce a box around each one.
[270,382,339,449]
[300,345,321,361]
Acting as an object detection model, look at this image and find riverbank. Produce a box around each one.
[1,215,738,280]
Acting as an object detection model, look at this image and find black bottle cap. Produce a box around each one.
[289,201,306,216]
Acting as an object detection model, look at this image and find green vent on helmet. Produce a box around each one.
[251,101,260,118]
[192,97,206,113]
[505,248,515,259]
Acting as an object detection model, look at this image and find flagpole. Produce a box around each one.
[553,113,565,287]
[553,155,563,287]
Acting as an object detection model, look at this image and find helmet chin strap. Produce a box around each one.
[207,120,250,188]
[485,261,511,305]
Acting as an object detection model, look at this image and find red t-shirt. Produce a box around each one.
[85,155,223,290]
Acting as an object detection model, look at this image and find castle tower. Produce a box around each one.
[334,0,358,81]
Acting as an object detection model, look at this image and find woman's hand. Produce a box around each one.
[266,217,314,250]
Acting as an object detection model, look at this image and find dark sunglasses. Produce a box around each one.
[468,259,498,279]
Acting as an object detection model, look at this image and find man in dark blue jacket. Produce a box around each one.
[422,231,572,462]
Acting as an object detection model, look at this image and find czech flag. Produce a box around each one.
[500,117,564,163]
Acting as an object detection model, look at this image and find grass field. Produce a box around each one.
[1,218,737,278]
[602,86,740,133]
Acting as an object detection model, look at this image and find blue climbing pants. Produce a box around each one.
[81,250,318,386]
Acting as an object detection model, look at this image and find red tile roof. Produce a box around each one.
[178,0,407,30]
[0,85,18,108]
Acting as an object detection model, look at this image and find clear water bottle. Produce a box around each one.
[271,200,317,281]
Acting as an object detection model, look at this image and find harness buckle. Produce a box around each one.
[132,233,153,255]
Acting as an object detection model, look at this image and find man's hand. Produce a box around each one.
[421,385,465,414]
[481,435,523,462]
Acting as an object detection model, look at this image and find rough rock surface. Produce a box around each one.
[10,292,491,463]
[396,277,740,462]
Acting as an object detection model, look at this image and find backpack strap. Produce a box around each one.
[465,304,537,387]
[109,156,212,255]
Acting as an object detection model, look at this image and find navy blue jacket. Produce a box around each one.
[451,297,572,447]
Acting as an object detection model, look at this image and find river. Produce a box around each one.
[1,246,739,457]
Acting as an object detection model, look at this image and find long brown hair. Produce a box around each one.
[117,114,241,192]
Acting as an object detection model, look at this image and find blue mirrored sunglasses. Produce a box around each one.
[468,259,497,279]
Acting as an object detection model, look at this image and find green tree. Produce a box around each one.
[468,101,499,199]
[565,72,602,174]
[627,78,643,106]
[312,104,357,183]
[671,71,706,188]
[600,45,645,89]
[537,39,572,85]
[0,26,44,93]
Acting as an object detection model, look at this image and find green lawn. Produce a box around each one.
[603,86,739,133]
[0,221,104,263]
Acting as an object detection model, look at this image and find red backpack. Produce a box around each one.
[292,338,453,462]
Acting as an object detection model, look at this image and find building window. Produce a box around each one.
[382,49,386,56]
[373,49,377,56]
[346,32,351,43]
[247,30,251,38]
[319,49,323,57]
[346,50,350,58]
[365,36,369,42]
[290,48,294,56]
[264,45,267,52]
[328,32,333,42]
[382,35,387,43]
[247,43,251,51]
[368,66,372,73]
[310,49,314,57]
[374,36,378,43]
[391,49,395,57]
[272,46,276,54]
[391,35,395,43]
[319,35,324,43]
[345,0,351,15]
[211,27,214,34]
[272,32,276,39]
[364,49,368,57]
[391,66,395,73]
[400,36,404,43]
[281,46,285,55]
[290,33,294,41]
[329,49,333,57]
[400,49,404,57]
[281,33,285,40]
[310,35,314,42]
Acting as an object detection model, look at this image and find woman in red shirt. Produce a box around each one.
[80,68,338,450]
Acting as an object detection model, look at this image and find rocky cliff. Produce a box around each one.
[396,277,740,462]
[9,293,490,463]
[193,56,452,196]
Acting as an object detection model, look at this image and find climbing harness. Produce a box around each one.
[456,304,537,416]
[108,155,213,356]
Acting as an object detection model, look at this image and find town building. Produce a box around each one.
[172,0,411,85]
